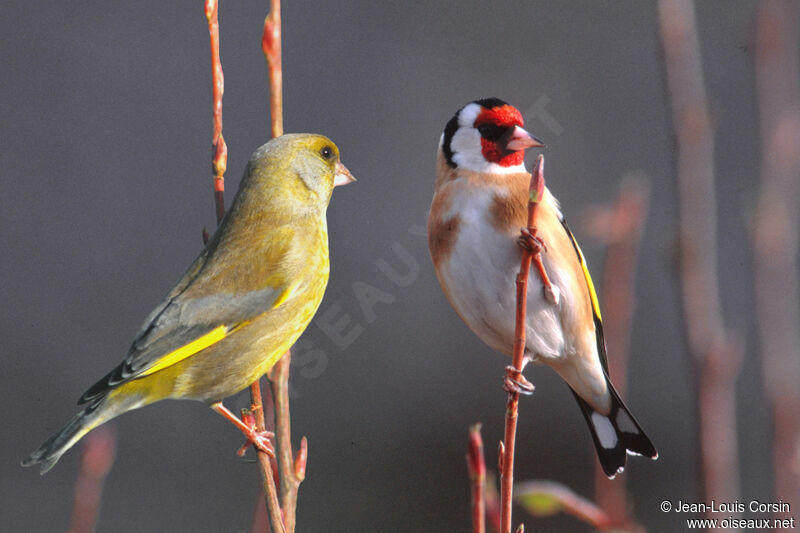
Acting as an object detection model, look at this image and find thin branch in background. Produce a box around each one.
[658,0,742,521]
[66,428,116,533]
[658,0,721,356]
[515,481,612,531]
[499,155,547,533]
[486,474,501,533]
[581,177,650,529]
[754,0,800,522]
[251,490,269,533]
[467,424,487,533]
[204,2,284,531]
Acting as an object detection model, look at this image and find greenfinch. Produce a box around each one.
[23,133,354,473]
[428,99,656,477]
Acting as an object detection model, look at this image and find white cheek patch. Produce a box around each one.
[451,126,487,171]
[450,103,528,175]
[591,412,618,449]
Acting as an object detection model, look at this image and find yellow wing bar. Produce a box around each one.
[579,251,602,321]
[561,220,603,321]
[138,325,229,377]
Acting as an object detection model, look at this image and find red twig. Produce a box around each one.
[66,428,116,533]
[500,155,546,533]
[251,490,269,533]
[262,0,304,529]
[754,0,800,521]
[259,2,306,531]
[467,424,487,533]
[582,178,650,528]
[658,0,742,521]
[248,379,286,533]
[205,0,227,225]
[204,2,284,531]
[486,475,502,533]
[269,353,307,533]
[262,0,283,138]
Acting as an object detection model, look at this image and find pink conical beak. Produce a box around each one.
[334,161,356,187]
[505,126,545,151]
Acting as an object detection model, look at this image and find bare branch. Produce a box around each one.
[66,428,116,533]
[754,0,800,520]
[658,0,742,519]
[582,177,650,529]
[467,424,487,533]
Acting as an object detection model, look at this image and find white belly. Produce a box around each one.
[437,189,572,362]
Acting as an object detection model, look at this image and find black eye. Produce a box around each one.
[320,146,334,160]
[477,123,505,141]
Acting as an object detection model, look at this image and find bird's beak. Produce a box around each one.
[333,161,356,187]
[504,126,545,151]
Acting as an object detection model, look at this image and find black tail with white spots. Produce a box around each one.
[571,379,657,478]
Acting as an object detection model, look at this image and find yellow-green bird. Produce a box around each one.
[23,133,355,473]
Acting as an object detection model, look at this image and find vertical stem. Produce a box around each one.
[205,0,227,225]
[250,491,268,533]
[754,0,800,521]
[657,0,723,356]
[590,179,649,527]
[66,428,116,533]
[204,2,283,531]
[270,353,307,533]
[260,0,305,530]
[467,424,487,533]
[250,379,287,533]
[500,155,545,533]
[262,0,283,138]
[658,0,742,523]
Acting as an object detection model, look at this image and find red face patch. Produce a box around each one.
[475,104,524,130]
[475,105,525,167]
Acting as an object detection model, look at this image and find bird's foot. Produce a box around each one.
[235,427,275,458]
[210,402,275,457]
[517,228,547,254]
[503,366,535,395]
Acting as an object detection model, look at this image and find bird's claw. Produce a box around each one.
[237,428,276,458]
[503,366,535,395]
[517,228,547,254]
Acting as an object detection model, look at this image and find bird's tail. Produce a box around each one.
[22,391,140,474]
[571,379,657,478]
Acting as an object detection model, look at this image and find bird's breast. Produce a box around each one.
[429,180,573,359]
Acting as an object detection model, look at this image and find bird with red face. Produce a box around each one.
[427,98,657,477]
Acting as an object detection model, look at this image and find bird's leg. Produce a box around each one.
[210,402,275,457]
[518,228,560,306]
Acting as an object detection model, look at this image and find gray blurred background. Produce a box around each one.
[1,1,785,531]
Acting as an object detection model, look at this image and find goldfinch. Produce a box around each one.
[427,98,656,477]
[23,133,355,473]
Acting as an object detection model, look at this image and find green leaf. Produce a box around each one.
[517,489,563,517]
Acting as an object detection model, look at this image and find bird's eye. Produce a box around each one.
[477,123,505,141]
[320,146,334,160]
